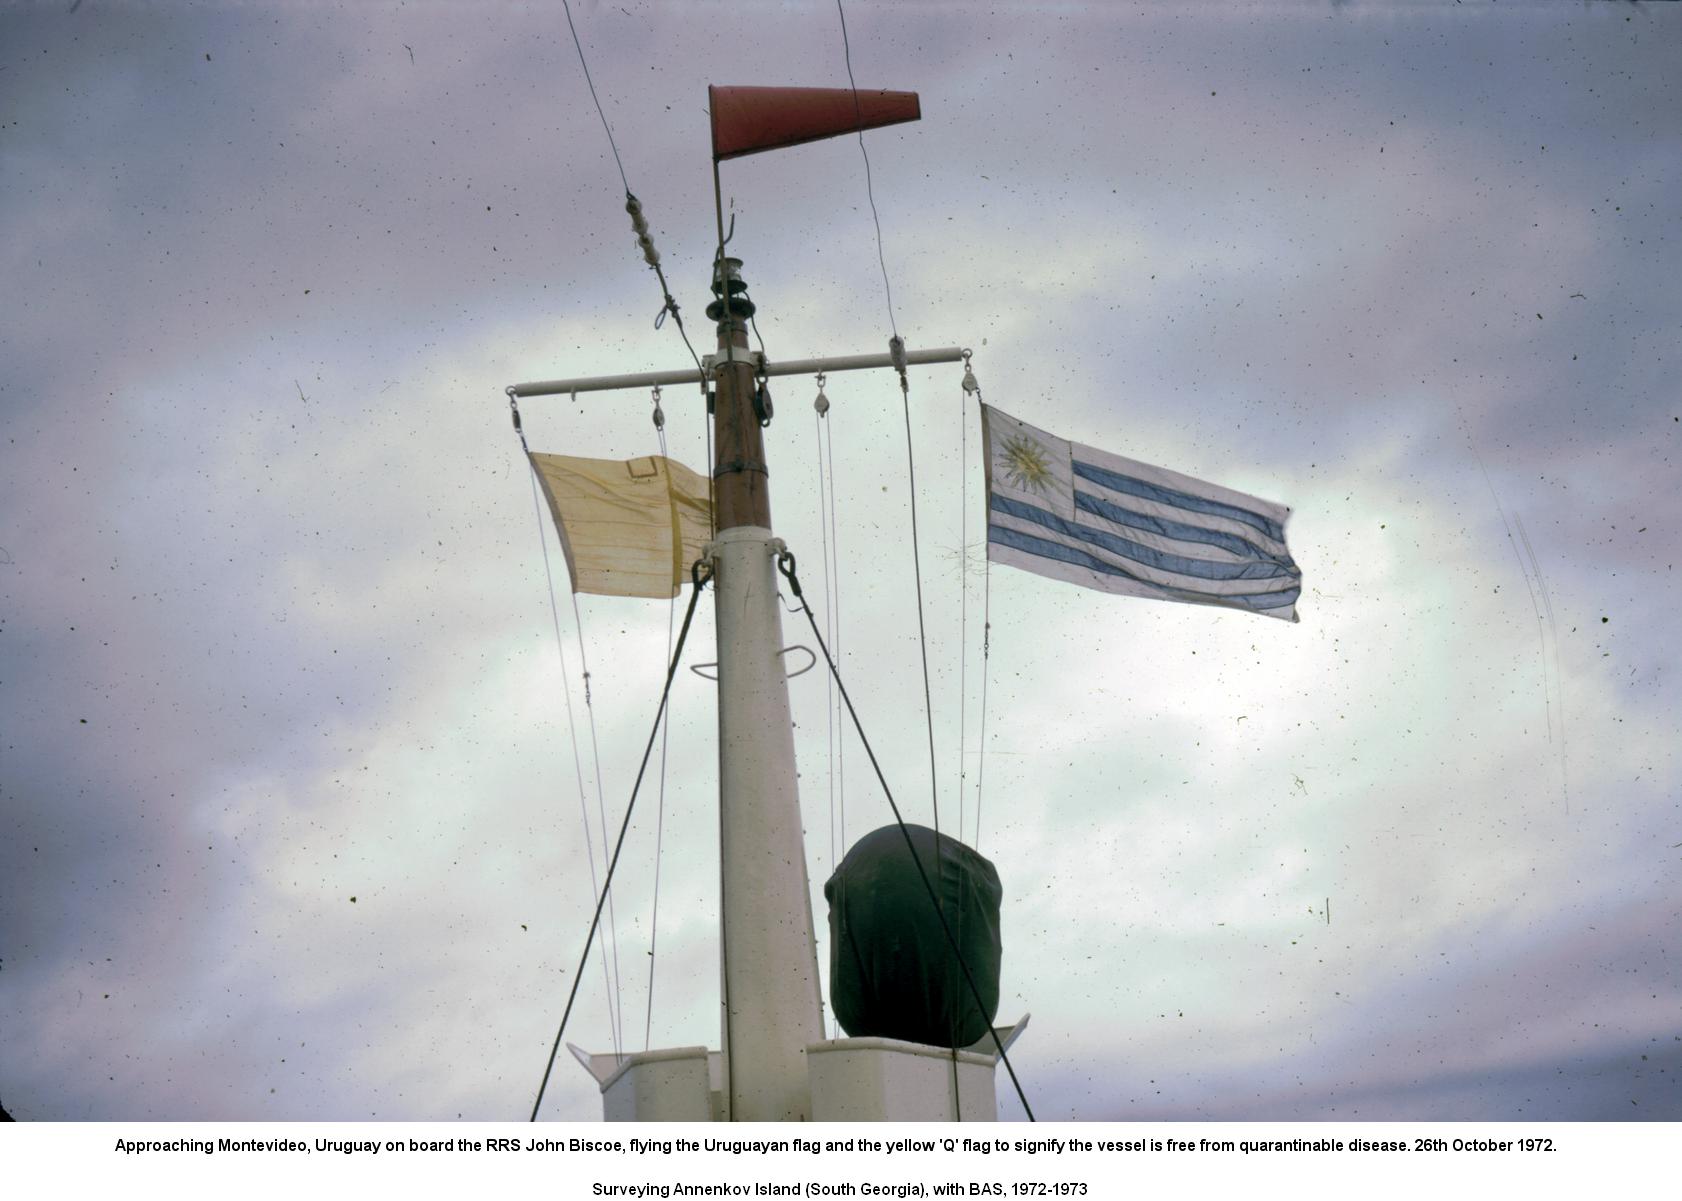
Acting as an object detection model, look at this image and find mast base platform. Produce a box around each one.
[568,1018,1028,1122]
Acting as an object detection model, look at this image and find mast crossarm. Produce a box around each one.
[506,346,966,400]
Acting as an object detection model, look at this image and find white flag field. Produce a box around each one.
[982,404,1302,621]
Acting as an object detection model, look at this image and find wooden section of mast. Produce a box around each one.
[709,308,770,530]
[706,253,826,1120]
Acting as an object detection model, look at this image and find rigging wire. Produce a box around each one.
[570,589,628,1056]
[530,559,715,1122]
[531,0,717,1044]
[629,193,708,378]
[887,354,960,1114]
[560,0,705,384]
[958,361,970,845]
[826,400,846,867]
[811,375,844,1039]
[823,385,847,1044]
[827,402,847,861]
[892,362,957,1128]
[644,389,677,1051]
[810,371,847,1029]
[835,0,900,338]
[519,442,623,1057]
[897,367,944,837]
[775,550,1035,1121]
[834,1,935,836]
[962,355,992,850]
[813,383,836,880]
[976,562,993,852]
[948,357,976,1110]
[560,0,628,194]
[643,594,677,1052]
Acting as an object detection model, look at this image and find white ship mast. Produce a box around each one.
[507,87,1026,1122]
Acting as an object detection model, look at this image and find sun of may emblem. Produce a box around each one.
[1000,433,1055,495]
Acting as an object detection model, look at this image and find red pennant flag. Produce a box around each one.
[710,85,921,161]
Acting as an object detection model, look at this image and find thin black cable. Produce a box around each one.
[710,157,744,421]
[561,0,629,194]
[666,303,707,382]
[750,314,768,358]
[713,161,732,333]
[836,0,899,338]
[776,552,1035,1122]
[557,3,703,387]
[640,231,706,382]
[530,561,714,1122]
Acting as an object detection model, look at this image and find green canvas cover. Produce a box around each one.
[824,823,1002,1048]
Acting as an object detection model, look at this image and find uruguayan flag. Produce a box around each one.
[983,405,1302,621]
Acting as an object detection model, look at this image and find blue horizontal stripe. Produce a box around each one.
[990,524,1300,612]
[1074,490,1296,569]
[1072,459,1286,544]
[992,495,1295,582]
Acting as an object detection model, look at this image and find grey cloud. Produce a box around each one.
[3,3,1679,1124]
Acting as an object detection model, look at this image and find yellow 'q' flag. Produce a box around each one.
[528,452,712,599]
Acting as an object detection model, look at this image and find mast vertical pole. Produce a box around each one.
[708,257,826,1121]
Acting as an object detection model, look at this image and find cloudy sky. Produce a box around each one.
[3,1,1678,1123]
